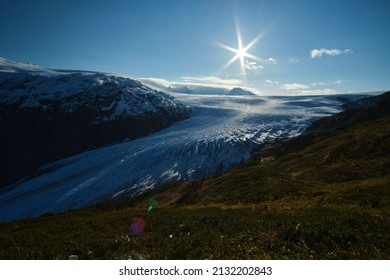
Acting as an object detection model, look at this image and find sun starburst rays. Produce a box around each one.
[212,25,265,74]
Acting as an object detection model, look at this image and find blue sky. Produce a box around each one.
[0,0,389,95]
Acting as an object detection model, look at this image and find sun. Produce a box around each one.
[212,22,265,73]
[236,47,246,59]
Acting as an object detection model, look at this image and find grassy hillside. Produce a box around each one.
[0,99,389,259]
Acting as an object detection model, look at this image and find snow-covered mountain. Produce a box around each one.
[0,70,190,118]
[0,57,192,188]
[226,87,256,96]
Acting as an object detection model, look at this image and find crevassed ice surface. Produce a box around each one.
[0,93,343,221]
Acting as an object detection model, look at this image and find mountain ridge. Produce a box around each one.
[0,58,192,188]
[226,87,256,96]
[306,91,390,132]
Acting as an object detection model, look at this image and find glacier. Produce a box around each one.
[0,91,349,222]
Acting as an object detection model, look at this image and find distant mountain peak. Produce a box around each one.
[169,85,192,94]
[226,87,255,96]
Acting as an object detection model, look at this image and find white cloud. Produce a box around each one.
[265,79,280,85]
[177,76,260,94]
[289,57,299,63]
[139,77,172,88]
[244,60,264,73]
[280,83,310,91]
[280,82,338,95]
[310,48,341,58]
[300,88,337,95]
[259,57,277,64]
[311,82,327,86]
[181,76,241,86]
[267,57,277,64]
[310,48,352,58]
[334,80,343,84]
[344,49,353,54]
[140,76,249,94]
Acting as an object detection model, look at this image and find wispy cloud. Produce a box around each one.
[139,76,246,93]
[289,57,299,63]
[310,48,352,58]
[334,80,343,84]
[259,57,277,64]
[280,83,310,91]
[311,82,327,86]
[280,82,338,95]
[181,76,241,86]
[239,57,276,75]
[139,77,172,88]
[244,60,264,73]
[343,49,353,54]
[265,79,280,85]
[300,88,337,95]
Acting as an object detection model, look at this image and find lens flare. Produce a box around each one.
[129,218,146,235]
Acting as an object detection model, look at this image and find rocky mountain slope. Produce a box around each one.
[0,57,192,188]
[306,91,390,132]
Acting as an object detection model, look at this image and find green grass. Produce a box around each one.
[1,205,389,259]
[0,117,389,259]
